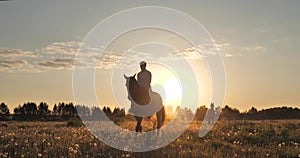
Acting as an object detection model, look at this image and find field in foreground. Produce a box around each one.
[0,120,299,158]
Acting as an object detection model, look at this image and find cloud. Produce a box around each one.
[158,43,223,61]
[39,41,118,69]
[0,48,38,58]
[0,41,227,71]
[0,40,266,72]
[38,41,126,70]
[38,41,94,70]
[218,43,266,58]
[96,54,122,69]
[110,50,154,69]
[159,47,202,61]
[38,58,75,70]
[0,59,39,72]
[0,42,86,72]
[42,41,80,55]
[75,49,153,70]
[253,45,266,51]
[0,60,27,68]
[224,54,234,57]
[238,45,266,55]
[0,47,40,72]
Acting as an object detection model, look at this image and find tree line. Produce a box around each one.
[0,102,299,121]
[0,102,125,121]
[193,105,300,120]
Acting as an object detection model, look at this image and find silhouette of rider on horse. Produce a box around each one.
[137,61,152,105]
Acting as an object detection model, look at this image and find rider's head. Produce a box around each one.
[140,61,146,71]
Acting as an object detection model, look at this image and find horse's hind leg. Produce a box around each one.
[156,106,165,129]
[135,116,143,132]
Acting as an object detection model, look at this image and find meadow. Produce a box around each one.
[0,120,299,158]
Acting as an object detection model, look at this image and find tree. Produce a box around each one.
[58,102,65,115]
[103,106,112,116]
[175,106,194,120]
[38,102,50,115]
[92,107,102,120]
[53,104,58,115]
[22,102,37,115]
[195,105,207,121]
[220,105,241,120]
[249,107,258,114]
[75,105,90,116]
[112,107,125,117]
[14,105,24,114]
[64,103,76,116]
[0,102,9,115]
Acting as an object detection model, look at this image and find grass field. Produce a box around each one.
[0,120,299,158]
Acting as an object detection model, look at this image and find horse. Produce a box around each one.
[124,74,165,132]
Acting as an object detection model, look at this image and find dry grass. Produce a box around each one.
[0,120,299,158]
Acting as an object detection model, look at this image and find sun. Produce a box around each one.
[147,63,182,113]
[151,75,182,115]
[162,77,182,106]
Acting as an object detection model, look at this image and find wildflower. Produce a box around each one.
[3,152,8,158]
[233,152,238,157]
[68,147,74,153]
[37,153,42,157]
[73,149,78,154]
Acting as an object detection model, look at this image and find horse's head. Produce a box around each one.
[123,74,150,105]
[123,74,136,89]
[123,74,138,99]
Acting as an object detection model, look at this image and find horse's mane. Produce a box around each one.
[128,76,151,105]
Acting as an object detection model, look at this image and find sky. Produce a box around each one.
[0,0,300,112]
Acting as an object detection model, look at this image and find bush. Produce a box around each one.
[66,119,83,127]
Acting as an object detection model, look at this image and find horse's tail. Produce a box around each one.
[153,92,166,129]
[157,105,166,129]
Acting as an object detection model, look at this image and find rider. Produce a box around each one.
[137,61,152,104]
